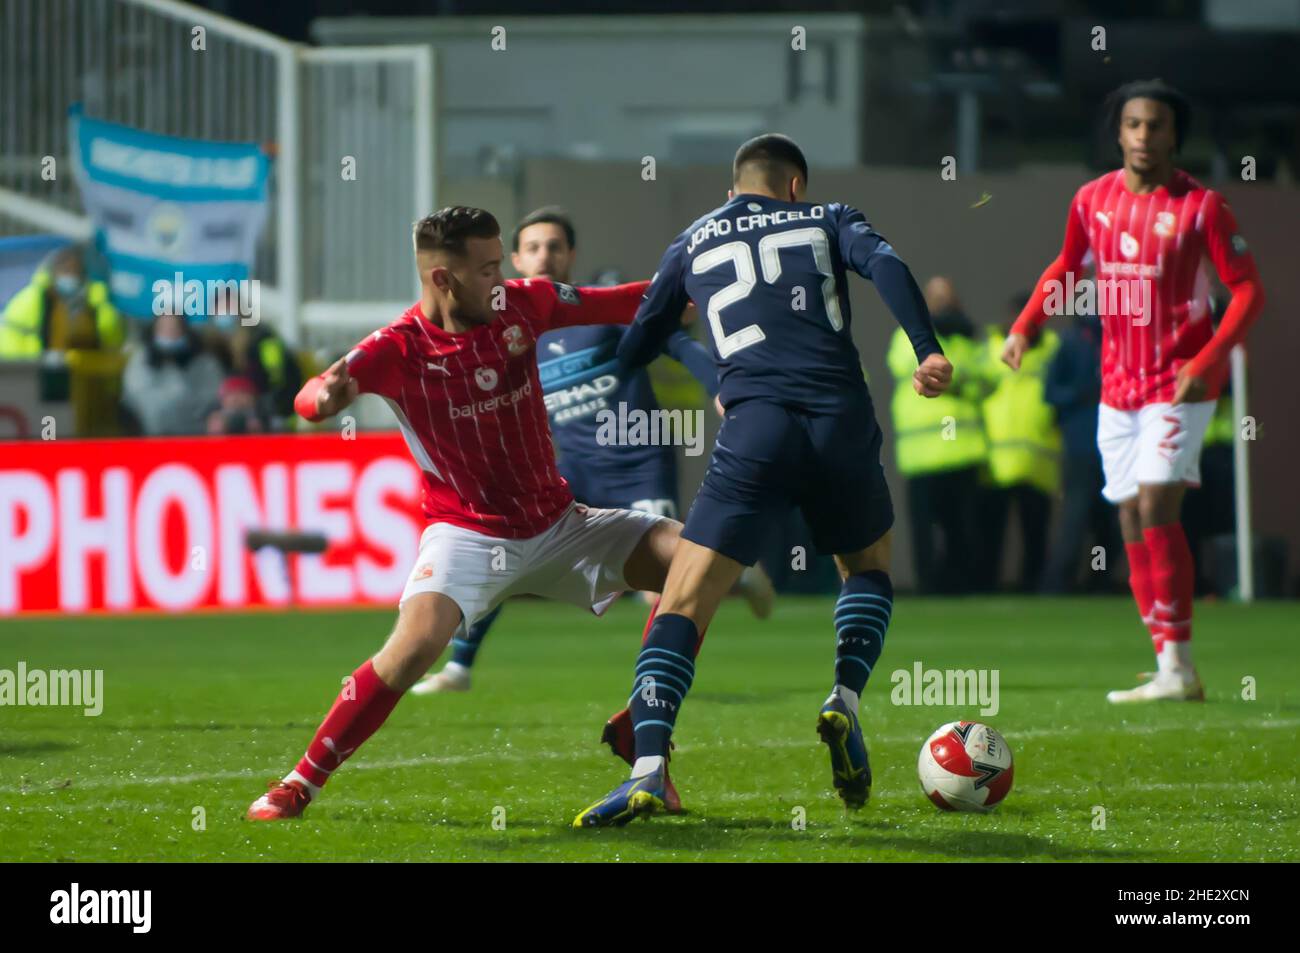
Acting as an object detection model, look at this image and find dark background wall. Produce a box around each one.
[497,158,1299,590]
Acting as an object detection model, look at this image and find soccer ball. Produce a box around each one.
[917,721,1014,813]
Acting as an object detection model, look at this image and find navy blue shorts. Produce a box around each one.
[560,459,679,519]
[682,398,893,566]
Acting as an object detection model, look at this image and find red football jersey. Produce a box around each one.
[345,278,648,538]
[1026,169,1257,409]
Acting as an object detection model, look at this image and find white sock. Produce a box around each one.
[828,685,860,717]
[283,769,321,799]
[1157,640,1194,677]
[631,756,665,778]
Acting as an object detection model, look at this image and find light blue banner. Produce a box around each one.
[70,105,271,319]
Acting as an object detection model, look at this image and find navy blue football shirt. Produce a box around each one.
[619,194,942,413]
[538,323,716,501]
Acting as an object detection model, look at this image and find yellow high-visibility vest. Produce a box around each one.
[887,327,987,476]
[1204,395,1236,447]
[980,330,1062,494]
[0,270,124,358]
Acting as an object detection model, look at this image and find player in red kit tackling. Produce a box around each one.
[246,207,685,820]
[1003,81,1265,703]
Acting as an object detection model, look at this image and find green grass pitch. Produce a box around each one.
[1,596,1297,861]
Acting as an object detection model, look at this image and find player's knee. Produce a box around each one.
[656,539,742,622]
[652,518,683,557]
[378,631,445,692]
[1117,500,1142,540]
[404,622,445,667]
[384,594,460,677]
[1136,487,1179,529]
[837,532,892,578]
[624,519,681,591]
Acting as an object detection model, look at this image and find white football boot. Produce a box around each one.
[1106,668,1204,703]
[736,564,776,620]
[410,661,471,695]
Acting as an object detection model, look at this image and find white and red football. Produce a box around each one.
[918,721,1015,813]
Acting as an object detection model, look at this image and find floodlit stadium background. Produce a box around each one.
[2,0,1298,610]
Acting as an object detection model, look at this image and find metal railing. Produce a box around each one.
[301,46,434,305]
[0,0,434,345]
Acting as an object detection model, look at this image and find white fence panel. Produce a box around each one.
[300,46,434,307]
[0,0,435,347]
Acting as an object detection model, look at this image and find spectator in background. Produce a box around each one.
[1040,307,1122,593]
[887,276,986,594]
[0,244,123,358]
[976,295,1062,592]
[206,375,268,435]
[206,307,303,430]
[120,312,224,436]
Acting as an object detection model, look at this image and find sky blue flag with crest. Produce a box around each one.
[70,104,271,320]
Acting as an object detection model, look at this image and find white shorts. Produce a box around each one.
[1097,400,1216,503]
[398,502,665,629]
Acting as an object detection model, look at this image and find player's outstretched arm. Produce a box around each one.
[294,357,359,422]
[617,234,691,373]
[1004,192,1091,370]
[548,281,651,329]
[913,352,954,397]
[1174,197,1266,404]
[834,204,945,376]
[662,329,720,398]
[1174,275,1265,404]
[869,254,942,359]
[866,255,954,397]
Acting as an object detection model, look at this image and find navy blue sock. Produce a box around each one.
[629,613,698,761]
[451,604,504,668]
[833,571,893,696]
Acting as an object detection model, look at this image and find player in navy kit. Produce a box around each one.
[575,135,953,827]
[413,208,775,700]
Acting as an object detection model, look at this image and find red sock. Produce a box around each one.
[294,659,402,789]
[1125,540,1158,651]
[640,597,707,657]
[1143,523,1194,650]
